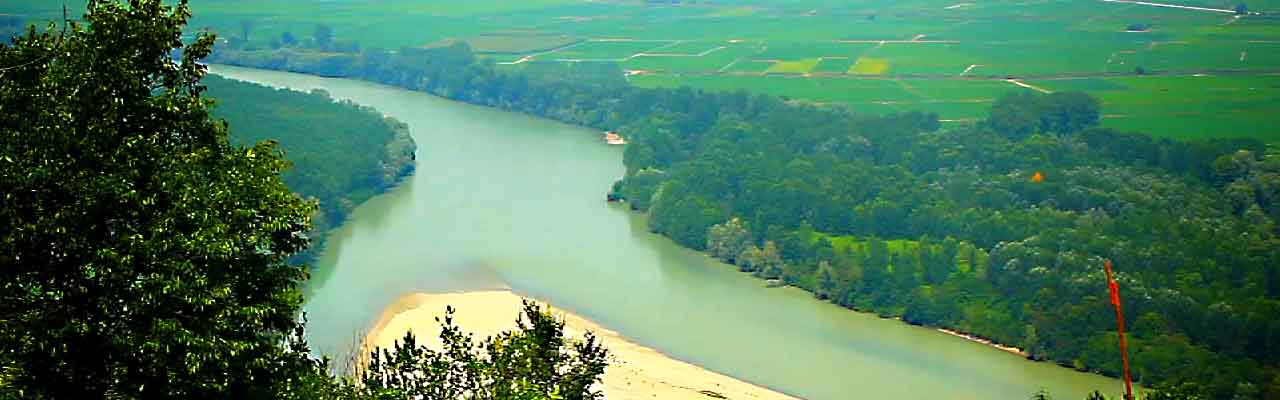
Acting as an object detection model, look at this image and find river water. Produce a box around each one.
[211,64,1123,400]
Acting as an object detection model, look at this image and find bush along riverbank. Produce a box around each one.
[210,39,1280,399]
[205,75,416,261]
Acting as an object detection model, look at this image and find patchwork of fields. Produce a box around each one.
[7,0,1279,141]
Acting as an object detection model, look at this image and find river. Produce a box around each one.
[210,64,1123,400]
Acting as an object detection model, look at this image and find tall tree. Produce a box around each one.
[281,31,297,46]
[0,1,323,397]
[706,217,752,263]
[314,23,333,50]
[1,2,614,399]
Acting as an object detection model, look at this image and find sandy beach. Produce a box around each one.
[364,291,799,400]
[936,328,1028,357]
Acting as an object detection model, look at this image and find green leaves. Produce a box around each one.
[202,74,416,263]
[361,300,609,400]
[0,0,326,397]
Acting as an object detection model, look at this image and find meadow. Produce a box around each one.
[6,0,1278,141]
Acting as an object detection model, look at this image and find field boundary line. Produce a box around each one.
[635,46,728,58]
[1006,79,1052,93]
[834,39,959,44]
[654,67,1280,80]
[1099,0,1234,13]
[496,40,588,65]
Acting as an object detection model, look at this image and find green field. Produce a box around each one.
[1051,75,1280,142]
[850,57,892,75]
[456,34,579,54]
[812,57,855,73]
[7,0,1279,141]
[767,58,822,74]
[544,40,671,61]
[622,44,760,72]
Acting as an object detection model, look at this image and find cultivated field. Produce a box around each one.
[7,0,1279,141]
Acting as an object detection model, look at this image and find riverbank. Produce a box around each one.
[936,328,1028,357]
[217,64,1128,399]
[364,291,799,400]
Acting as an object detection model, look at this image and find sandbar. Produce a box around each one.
[364,291,800,400]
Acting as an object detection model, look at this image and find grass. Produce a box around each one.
[622,44,761,73]
[459,34,579,54]
[850,57,891,75]
[652,41,732,55]
[813,57,855,73]
[8,0,1277,142]
[1033,78,1132,92]
[767,58,822,74]
[1028,75,1280,142]
[806,232,922,259]
[866,44,983,75]
[1093,75,1280,142]
[757,42,870,60]
[544,40,671,61]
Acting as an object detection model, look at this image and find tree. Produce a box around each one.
[1,2,613,399]
[240,18,254,41]
[281,31,297,47]
[1144,383,1207,400]
[1040,91,1101,135]
[737,245,763,273]
[314,23,333,50]
[1032,388,1053,400]
[816,261,837,299]
[988,91,1042,139]
[758,241,785,279]
[207,18,1280,393]
[0,0,325,397]
[1024,324,1046,360]
[706,217,752,263]
[361,301,609,400]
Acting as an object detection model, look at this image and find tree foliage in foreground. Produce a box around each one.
[0,1,606,399]
[0,0,321,397]
[360,301,608,400]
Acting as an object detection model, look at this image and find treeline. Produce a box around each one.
[203,75,416,260]
[210,37,1280,398]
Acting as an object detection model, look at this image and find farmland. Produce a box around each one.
[7,0,1279,141]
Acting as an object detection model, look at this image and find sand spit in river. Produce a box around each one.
[365,291,799,400]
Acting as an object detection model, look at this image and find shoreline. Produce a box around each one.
[363,291,800,400]
[212,63,1128,393]
[935,328,1029,357]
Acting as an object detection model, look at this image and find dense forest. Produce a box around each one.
[1,1,606,398]
[204,75,416,260]
[212,31,1280,399]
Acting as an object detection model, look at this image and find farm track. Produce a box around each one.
[495,40,588,65]
[1099,0,1236,13]
[643,68,1280,81]
[1006,79,1052,94]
